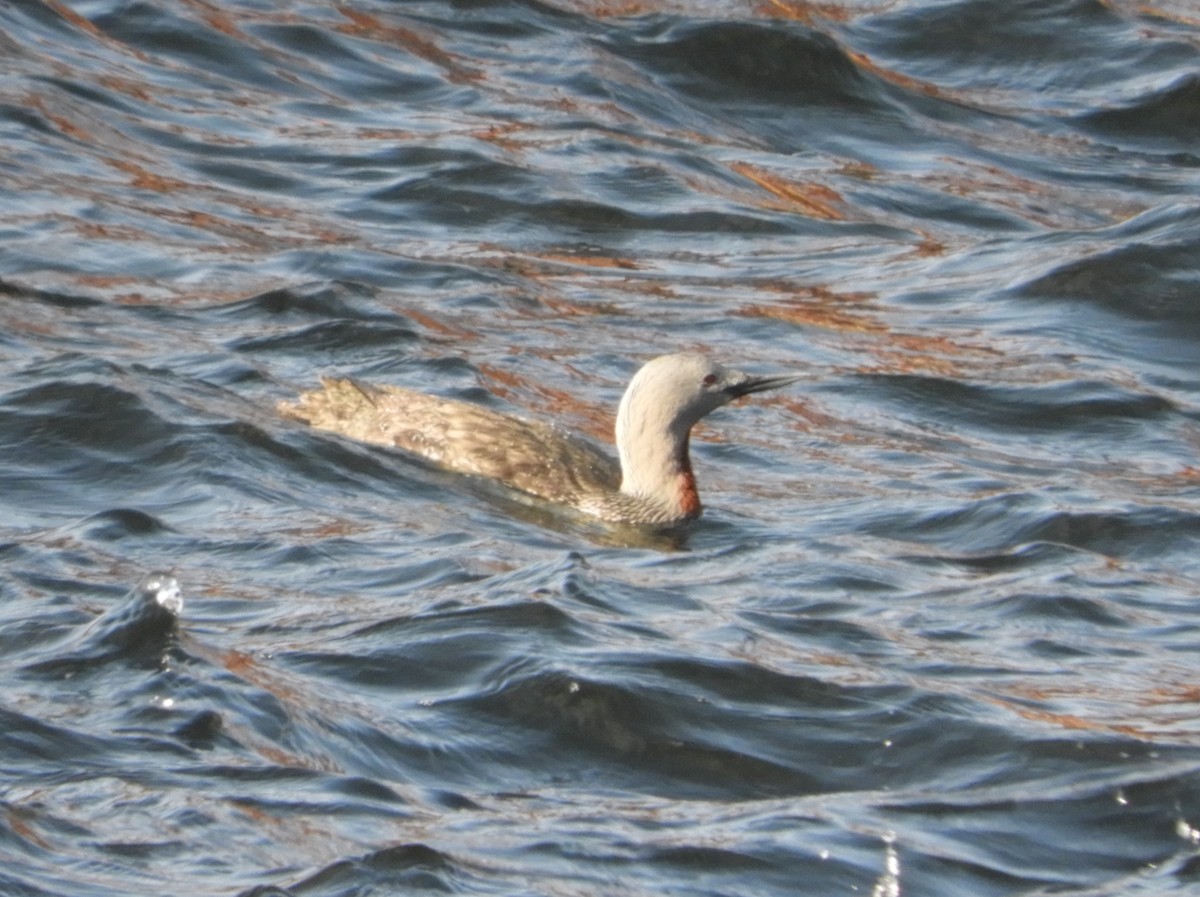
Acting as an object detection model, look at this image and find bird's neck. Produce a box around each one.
[616,408,703,521]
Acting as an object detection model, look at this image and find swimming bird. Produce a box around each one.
[278,353,801,527]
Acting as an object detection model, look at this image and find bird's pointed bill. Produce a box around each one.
[727,371,805,397]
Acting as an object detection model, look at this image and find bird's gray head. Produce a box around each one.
[619,353,801,433]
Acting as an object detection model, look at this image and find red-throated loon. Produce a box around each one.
[279,353,800,527]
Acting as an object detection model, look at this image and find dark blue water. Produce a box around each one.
[4,1,1200,894]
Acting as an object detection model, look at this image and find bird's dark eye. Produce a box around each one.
[702,373,718,387]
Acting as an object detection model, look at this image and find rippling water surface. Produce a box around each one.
[4,1,1200,894]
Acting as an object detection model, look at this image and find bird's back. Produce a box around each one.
[279,378,622,505]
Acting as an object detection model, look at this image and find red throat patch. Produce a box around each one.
[677,465,701,519]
